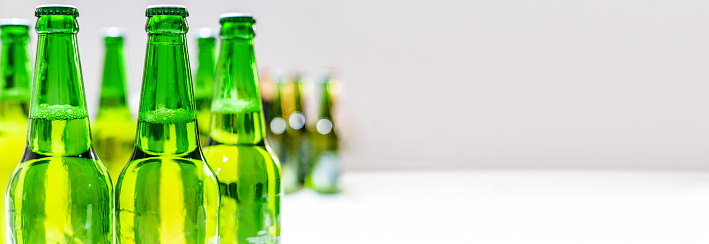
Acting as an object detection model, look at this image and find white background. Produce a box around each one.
[2,0,709,171]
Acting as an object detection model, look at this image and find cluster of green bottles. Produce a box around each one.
[0,4,282,243]
[260,71,342,194]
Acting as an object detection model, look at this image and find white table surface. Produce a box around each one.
[281,170,709,243]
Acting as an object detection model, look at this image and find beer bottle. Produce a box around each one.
[194,28,216,146]
[281,74,308,193]
[92,27,136,183]
[0,18,31,244]
[305,72,340,193]
[6,5,113,243]
[202,13,281,244]
[115,5,220,243]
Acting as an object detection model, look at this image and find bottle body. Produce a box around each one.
[115,8,219,243]
[203,142,281,243]
[205,109,282,243]
[6,9,113,243]
[93,31,136,183]
[202,16,281,243]
[8,137,113,244]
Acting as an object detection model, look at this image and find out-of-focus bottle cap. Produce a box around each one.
[219,13,255,24]
[0,18,30,27]
[145,4,189,17]
[198,28,216,38]
[35,4,79,17]
[101,27,124,37]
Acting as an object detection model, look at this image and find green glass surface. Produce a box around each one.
[305,75,340,193]
[280,75,309,193]
[202,15,281,244]
[115,6,220,244]
[5,9,113,243]
[194,30,216,146]
[0,20,31,244]
[93,30,136,184]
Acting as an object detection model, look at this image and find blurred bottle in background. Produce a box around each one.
[203,13,281,243]
[194,27,217,146]
[92,27,136,183]
[281,73,310,193]
[6,5,113,242]
[260,69,275,122]
[264,72,287,171]
[0,18,31,243]
[306,72,340,193]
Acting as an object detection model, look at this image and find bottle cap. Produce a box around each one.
[35,4,79,17]
[146,4,189,17]
[101,27,124,37]
[198,28,216,38]
[219,13,255,24]
[0,18,30,27]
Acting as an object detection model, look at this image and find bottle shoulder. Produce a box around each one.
[10,154,112,188]
[202,145,279,169]
[120,155,218,181]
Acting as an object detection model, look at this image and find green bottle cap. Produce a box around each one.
[219,13,255,24]
[35,4,79,17]
[146,4,189,17]
[0,18,30,27]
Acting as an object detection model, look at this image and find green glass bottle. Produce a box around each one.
[6,5,113,243]
[305,73,340,193]
[194,28,216,146]
[93,27,136,184]
[281,74,308,193]
[265,74,287,168]
[0,18,32,244]
[202,13,281,244]
[115,5,220,244]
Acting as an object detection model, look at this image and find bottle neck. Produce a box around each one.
[135,15,199,156]
[0,25,31,122]
[271,83,283,118]
[97,36,129,117]
[194,37,215,100]
[28,15,92,156]
[208,25,266,145]
[283,80,306,132]
[319,82,333,119]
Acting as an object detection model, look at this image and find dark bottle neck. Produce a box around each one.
[194,36,216,100]
[135,15,199,156]
[208,21,266,145]
[271,82,283,118]
[28,15,92,156]
[319,81,334,119]
[0,24,31,122]
[97,35,129,117]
